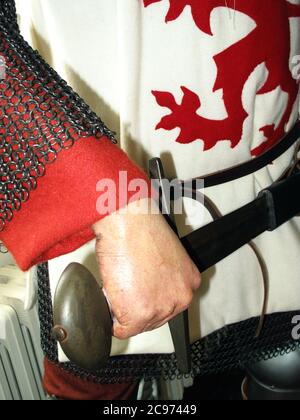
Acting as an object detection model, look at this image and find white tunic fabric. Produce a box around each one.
[16,0,300,357]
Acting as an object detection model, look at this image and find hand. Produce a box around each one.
[93,198,201,340]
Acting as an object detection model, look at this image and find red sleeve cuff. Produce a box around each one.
[0,136,151,271]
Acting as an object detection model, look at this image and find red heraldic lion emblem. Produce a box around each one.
[144,0,300,156]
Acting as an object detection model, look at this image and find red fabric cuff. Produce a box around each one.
[0,136,151,271]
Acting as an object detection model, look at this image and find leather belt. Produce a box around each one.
[181,121,300,189]
[181,172,300,272]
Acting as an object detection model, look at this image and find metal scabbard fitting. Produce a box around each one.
[52,263,112,371]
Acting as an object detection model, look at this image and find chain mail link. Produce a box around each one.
[37,263,300,384]
[0,9,116,232]
[0,0,18,32]
[37,263,59,364]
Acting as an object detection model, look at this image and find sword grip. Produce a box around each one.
[149,158,192,374]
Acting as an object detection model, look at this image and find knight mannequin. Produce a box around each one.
[1,0,300,400]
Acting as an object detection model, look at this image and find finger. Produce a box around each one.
[141,304,178,332]
[113,320,143,340]
[113,308,165,339]
[114,304,177,338]
[143,305,183,332]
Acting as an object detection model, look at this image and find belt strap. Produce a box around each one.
[182,172,300,272]
[185,121,300,189]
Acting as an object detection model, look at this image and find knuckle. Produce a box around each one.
[166,303,177,317]
[116,306,157,336]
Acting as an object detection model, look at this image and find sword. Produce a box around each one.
[52,161,300,373]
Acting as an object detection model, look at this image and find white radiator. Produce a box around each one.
[0,257,45,400]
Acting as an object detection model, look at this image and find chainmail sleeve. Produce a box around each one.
[0,1,150,270]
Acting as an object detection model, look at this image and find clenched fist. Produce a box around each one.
[93,198,201,340]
